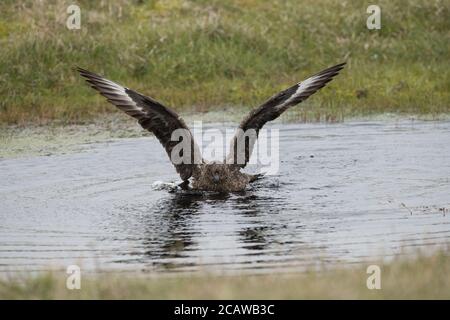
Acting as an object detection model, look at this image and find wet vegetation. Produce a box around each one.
[0,0,449,124]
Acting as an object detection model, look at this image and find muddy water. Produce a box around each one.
[0,120,449,273]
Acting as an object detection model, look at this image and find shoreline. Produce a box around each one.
[1,247,449,299]
[2,112,450,159]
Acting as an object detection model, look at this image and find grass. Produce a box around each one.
[1,249,450,299]
[0,0,449,125]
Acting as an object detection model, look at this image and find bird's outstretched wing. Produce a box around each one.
[77,67,203,180]
[226,62,346,167]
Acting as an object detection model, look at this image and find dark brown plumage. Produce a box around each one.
[77,67,202,181]
[226,62,346,166]
[77,62,345,192]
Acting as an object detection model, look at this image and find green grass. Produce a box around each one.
[1,249,450,299]
[0,0,449,124]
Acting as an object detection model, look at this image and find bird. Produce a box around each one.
[77,62,345,192]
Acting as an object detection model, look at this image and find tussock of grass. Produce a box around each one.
[0,0,449,124]
[1,250,450,299]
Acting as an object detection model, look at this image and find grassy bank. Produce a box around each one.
[1,249,450,299]
[0,0,449,125]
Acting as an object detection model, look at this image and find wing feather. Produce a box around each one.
[77,67,202,180]
[226,62,346,167]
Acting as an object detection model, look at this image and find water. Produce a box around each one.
[1,120,449,273]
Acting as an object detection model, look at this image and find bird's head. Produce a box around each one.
[204,162,229,185]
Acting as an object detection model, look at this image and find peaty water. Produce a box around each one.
[0,120,449,274]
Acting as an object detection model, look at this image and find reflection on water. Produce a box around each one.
[0,121,450,273]
[115,190,283,271]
